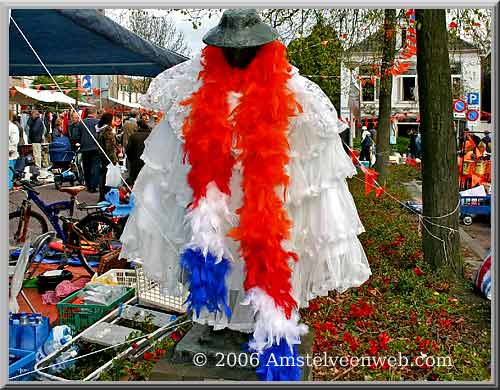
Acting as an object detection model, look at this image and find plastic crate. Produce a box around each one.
[94,269,137,288]
[134,263,186,313]
[9,348,36,379]
[57,285,135,332]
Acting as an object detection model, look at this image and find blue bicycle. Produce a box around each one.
[9,178,120,276]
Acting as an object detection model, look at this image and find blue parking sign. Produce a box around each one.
[467,92,480,106]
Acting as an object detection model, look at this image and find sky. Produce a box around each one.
[106,9,220,55]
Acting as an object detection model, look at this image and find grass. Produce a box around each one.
[301,164,491,381]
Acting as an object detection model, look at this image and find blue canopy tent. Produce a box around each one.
[9,9,189,77]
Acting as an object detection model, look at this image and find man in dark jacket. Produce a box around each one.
[78,107,100,193]
[67,111,81,151]
[27,110,45,168]
[125,119,151,186]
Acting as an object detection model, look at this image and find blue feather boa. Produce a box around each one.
[248,337,302,381]
[180,248,232,319]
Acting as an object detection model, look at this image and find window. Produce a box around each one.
[451,75,462,99]
[400,76,417,102]
[360,77,379,102]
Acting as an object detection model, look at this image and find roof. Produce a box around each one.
[350,29,479,54]
[9,9,189,77]
[10,86,94,107]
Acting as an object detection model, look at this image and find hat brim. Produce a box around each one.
[202,24,280,48]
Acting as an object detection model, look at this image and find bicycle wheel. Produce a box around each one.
[9,210,48,250]
[77,213,121,242]
[73,215,120,276]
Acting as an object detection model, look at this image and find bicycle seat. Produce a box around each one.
[59,185,86,196]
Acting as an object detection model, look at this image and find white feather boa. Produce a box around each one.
[243,287,308,353]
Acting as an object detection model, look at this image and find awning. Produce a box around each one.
[9,9,189,77]
[10,86,94,107]
[105,96,142,110]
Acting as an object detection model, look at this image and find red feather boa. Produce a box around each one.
[181,41,302,318]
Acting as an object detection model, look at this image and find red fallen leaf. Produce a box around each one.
[349,299,374,318]
[367,339,378,355]
[171,332,181,342]
[414,266,425,276]
[437,318,453,329]
[321,321,337,334]
[449,21,458,29]
[409,309,417,324]
[378,332,391,350]
[143,352,155,361]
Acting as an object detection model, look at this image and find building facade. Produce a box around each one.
[340,29,486,141]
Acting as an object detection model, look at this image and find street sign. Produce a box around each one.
[453,99,467,113]
[467,92,480,107]
[466,109,479,122]
[454,112,466,119]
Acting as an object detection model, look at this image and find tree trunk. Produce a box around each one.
[416,9,462,277]
[374,9,396,179]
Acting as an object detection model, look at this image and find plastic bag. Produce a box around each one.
[105,163,122,188]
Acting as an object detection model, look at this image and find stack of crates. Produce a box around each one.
[9,313,50,380]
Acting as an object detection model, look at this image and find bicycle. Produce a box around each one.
[9,179,120,276]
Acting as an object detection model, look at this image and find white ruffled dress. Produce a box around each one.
[120,53,371,333]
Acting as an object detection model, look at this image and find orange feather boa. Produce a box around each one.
[181,41,302,318]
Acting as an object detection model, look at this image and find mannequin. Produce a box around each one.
[222,46,261,69]
[121,9,371,381]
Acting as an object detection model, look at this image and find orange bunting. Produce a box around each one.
[364,168,379,196]
[181,41,301,317]
[375,186,385,198]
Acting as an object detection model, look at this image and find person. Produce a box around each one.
[482,130,492,154]
[120,9,371,381]
[140,113,151,129]
[125,119,151,186]
[78,107,100,193]
[67,111,81,151]
[96,112,119,201]
[52,118,65,138]
[415,131,422,159]
[409,129,418,158]
[26,109,45,169]
[9,111,20,189]
[12,113,25,148]
[121,110,138,150]
[360,126,373,163]
[369,126,377,144]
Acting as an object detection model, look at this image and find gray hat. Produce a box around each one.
[202,9,280,48]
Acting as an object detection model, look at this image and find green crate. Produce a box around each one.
[56,286,135,332]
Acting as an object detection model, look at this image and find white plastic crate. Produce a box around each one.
[94,269,137,288]
[134,263,186,313]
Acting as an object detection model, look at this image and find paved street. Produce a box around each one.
[403,179,491,273]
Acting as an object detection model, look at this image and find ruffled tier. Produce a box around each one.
[121,62,371,332]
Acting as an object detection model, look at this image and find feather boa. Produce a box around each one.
[181,41,305,381]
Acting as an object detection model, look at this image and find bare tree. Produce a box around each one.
[128,9,191,56]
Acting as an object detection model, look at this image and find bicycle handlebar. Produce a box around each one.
[19,180,40,195]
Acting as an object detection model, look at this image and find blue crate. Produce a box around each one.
[9,314,50,352]
[9,348,36,380]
